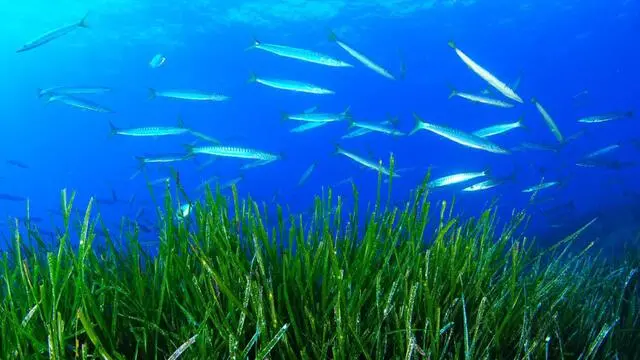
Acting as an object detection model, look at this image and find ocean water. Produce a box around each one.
[1,0,639,253]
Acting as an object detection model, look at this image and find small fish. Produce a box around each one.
[448,41,522,103]
[17,13,89,52]
[249,39,352,67]
[428,171,487,188]
[522,181,560,193]
[512,142,561,153]
[220,176,244,190]
[335,146,398,177]
[583,144,620,159]
[188,145,280,162]
[6,160,29,169]
[149,89,229,102]
[298,162,317,186]
[283,107,350,123]
[109,121,190,137]
[577,112,633,123]
[38,86,111,98]
[411,114,510,155]
[149,54,167,68]
[47,95,113,113]
[449,88,515,108]
[576,159,635,170]
[240,159,276,170]
[349,120,405,136]
[473,118,524,138]
[176,203,193,220]
[572,90,589,99]
[290,122,328,133]
[149,177,170,186]
[531,98,563,142]
[249,74,334,95]
[462,179,503,192]
[329,31,395,80]
[342,120,393,139]
[136,154,191,166]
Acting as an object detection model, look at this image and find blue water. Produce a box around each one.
[1,0,639,252]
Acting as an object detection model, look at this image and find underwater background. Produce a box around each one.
[1,0,639,252]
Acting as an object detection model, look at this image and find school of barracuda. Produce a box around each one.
[8,13,636,223]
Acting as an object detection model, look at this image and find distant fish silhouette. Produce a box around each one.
[0,193,26,202]
[6,160,29,169]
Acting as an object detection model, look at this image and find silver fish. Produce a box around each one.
[473,118,524,138]
[349,120,405,136]
[531,98,563,142]
[17,14,89,52]
[298,162,317,186]
[249,74,334,95]
[47,95,112,113]
[428,171,487,189]
[522,181,559,193]
[577,111,633,123]
[109,121,189,137]
[188,145,280,162]
[290,122,328,133]
[283,107,350,122]
[342,120,393,139]
[38,86,111,98]
[411,114,510,155]
[462,179,503,192]
[583,144,620,159]
[149,89,229,101]
[449,89,514,108]
[329,31,395,80]
[149,54,167,68]
[249,39,352,67]
[335,146,398,177]
[448,41,522,103]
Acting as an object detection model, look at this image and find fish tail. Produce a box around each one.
[111,189,118,202]
[447,40,456,49]
[280,112,289,121]
[78,12,89,28]
[148,88,157,100]
[517,115,528,130]
[626,111,633,118]
[248,73,257,83]
[108,121,119,135]
[134,156,147,170]
[328,30,338,42]
[530,97,537,104]
[341,106,352,120]
[447,86,457,99]
[245,37,260,51]
[409,114,424,135]
[334,144,343,155]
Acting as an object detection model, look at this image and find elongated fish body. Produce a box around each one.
[335,146,398,177]
[584,144,620,159]
[329,32,395,80]
[449,90,514,108]
[462,179,502,192]
[284,107,350,122]
[17,14,89,52]
[473,118,524,138]
[251,40,352,67]
[448,41,522,103]
[428,171,487,188]
[577,112,633,123]
[249,75,334,95]
[137,154,189,164]
[39,86,111,98]
[149,89,229,101]
[241,159,275,170]
[350,121,405,136]
[149,54,167,68]
[342,120,392,139]
[290,122,328,133]
[189,145,280,162]
[298,162,316,186]
[411,115,510,155]
[109,121,189,137]
[48,95,112,113]
[531,98,563,142]
[522,181,559,193]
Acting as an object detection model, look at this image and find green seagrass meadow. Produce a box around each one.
[1,169,639,359]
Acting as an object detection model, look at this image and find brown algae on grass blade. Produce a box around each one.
[0,162,638,358]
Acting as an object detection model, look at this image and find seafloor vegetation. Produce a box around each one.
[0,171,639,359]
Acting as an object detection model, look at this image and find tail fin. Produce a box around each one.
[447,40,457,49]
[328,30,338,42]
[111,189,118,202]
[341,106,352,120]
[245,37,260,51]
[626,111,633,118]
[248,73,257,83]
[78,12,89,28]
[334,144,343,155]
[108,121,118,135]
[280,112,290,121]
[448,87,457,99]
[516,116,527,130]
[134,156,146,170]
[409,114,424,135]
[148,88,157,100]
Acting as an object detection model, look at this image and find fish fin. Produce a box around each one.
[341,106,352,120]
[347,119,355,129]
[447,85,457,99]
[447,40,456,49]
[148,88,157,100]
[245,37,260,51]
[386,115,400,127]
[626,111,634,118]
[183,144,195,155]
[409,114,424,135]
[530,97,537,104]
[328,30,338,42]
[280,112,289,121]
[334,144,343,155]
[516,116,528,131]
[108,121,119,135]
[134,156,146,170]
[278,152,286,161]
[248,73,257,83]
[78,12,89,28]
[177,115,186,128]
